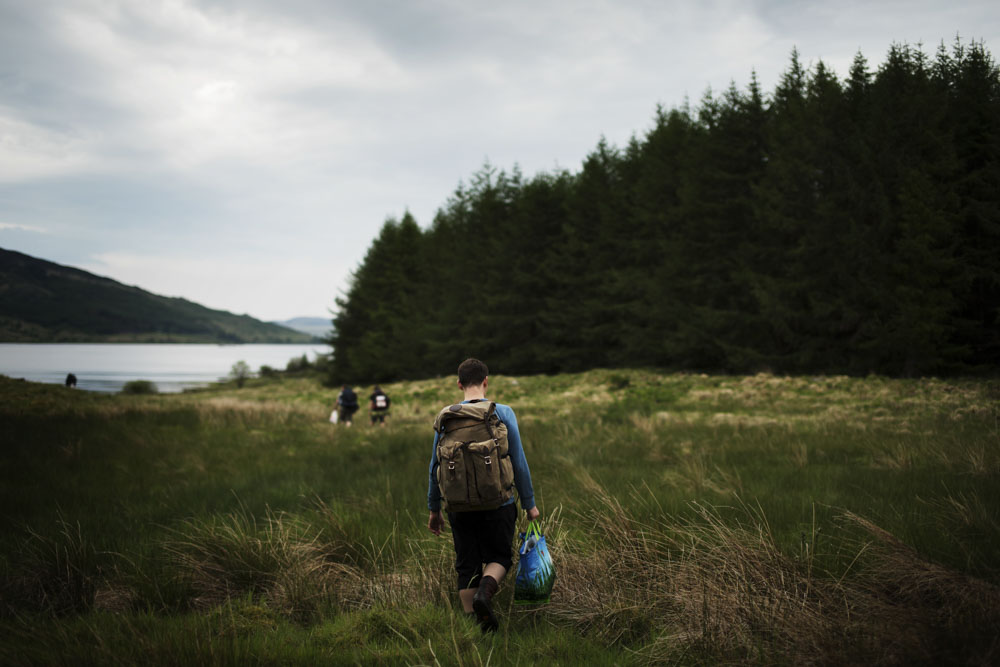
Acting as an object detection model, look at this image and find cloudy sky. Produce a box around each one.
[2,0,998,322]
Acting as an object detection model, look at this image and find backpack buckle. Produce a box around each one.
[484,455,492,467]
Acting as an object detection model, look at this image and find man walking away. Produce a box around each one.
[427,358,540,633]
[369,385,391,426]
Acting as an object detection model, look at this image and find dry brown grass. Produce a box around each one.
[539,486,1000,665]
[10,486,997,664]
[837,512,1000,665]
[164,506,367,620]
[163,502,457,623]
[668,372,998,432]
[194,396,315,416]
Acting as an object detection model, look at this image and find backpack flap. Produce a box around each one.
[433,401,498,434]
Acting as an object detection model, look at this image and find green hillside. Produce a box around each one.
[0,248,315,343]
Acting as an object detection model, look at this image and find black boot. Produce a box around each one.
[472,575,499,633]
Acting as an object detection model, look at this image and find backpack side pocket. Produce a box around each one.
[436,441,469,508]
[466,440,505,503]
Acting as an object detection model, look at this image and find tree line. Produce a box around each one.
[329,40,1000,383]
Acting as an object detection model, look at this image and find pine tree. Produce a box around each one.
[860,43,961,374]
[329,39,999,380]
[632,105,695,367]
[556,137,631,370]
[328,213,430,383]
[943,39,1000,370]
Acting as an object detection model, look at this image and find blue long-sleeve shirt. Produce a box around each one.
[427,400,535,513]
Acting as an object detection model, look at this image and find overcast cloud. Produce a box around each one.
[1,0,998,321]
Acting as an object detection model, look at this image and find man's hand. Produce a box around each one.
[428,511,445,536]
[526,506,540,521]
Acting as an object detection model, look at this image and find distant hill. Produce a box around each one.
[0,248,315,343]
[273,317,332,339]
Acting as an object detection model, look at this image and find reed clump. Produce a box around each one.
[544,487,1000,665]
[164,506,366,621]
[3,517,109,616]
[162,502,457,623]
[839,512,1000,664]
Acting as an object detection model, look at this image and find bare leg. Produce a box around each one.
[483,563,507,583]
[459,587,476,613]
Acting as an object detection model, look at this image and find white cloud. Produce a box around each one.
[3,0,999,322]
[46,0,407,172]
[0,112,100,182]
[0,222,50,234]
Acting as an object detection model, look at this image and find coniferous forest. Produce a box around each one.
[329,40,1000,383]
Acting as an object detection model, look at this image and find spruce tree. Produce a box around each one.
[328,39,999,380]
[944,40,1000,370]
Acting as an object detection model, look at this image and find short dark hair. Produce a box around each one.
[457,358,489,387]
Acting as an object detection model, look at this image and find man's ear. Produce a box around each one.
[482,377,489,390]
[457,380,464,390]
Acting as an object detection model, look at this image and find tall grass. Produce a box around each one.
[1,371,998,664]
[548,488,1000,664]
[3,515,109,616]
[164,504,365,621]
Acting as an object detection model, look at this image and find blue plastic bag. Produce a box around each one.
[514,521,555,604]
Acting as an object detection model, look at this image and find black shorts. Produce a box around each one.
[447,502,518,590]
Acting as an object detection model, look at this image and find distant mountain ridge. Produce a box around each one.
[0,248,315,343]
[272,317,331,338]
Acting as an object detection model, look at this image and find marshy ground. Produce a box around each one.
[1,370,998,664]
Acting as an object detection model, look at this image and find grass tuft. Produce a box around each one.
[545,486,1000,665]
[164,504,365,621]
[5,516,109,615]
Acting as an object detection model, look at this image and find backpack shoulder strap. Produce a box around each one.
[483,401,499,443]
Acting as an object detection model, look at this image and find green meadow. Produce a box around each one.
[1,370,998,665]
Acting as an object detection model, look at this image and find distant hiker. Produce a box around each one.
[65,373,77,388]
[427,358,540,633]
[336,385,359,426]
[369,385,391,426]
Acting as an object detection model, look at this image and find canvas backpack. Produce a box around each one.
[433,401,515,512]
[340,388,358,408]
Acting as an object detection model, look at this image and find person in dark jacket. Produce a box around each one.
[336,385,359,426]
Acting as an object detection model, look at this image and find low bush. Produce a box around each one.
[285,355,311,373]
[121,379,158,394]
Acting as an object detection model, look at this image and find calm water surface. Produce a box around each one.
[0,343,327,393]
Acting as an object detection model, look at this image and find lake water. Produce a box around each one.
[0,343,328,393]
